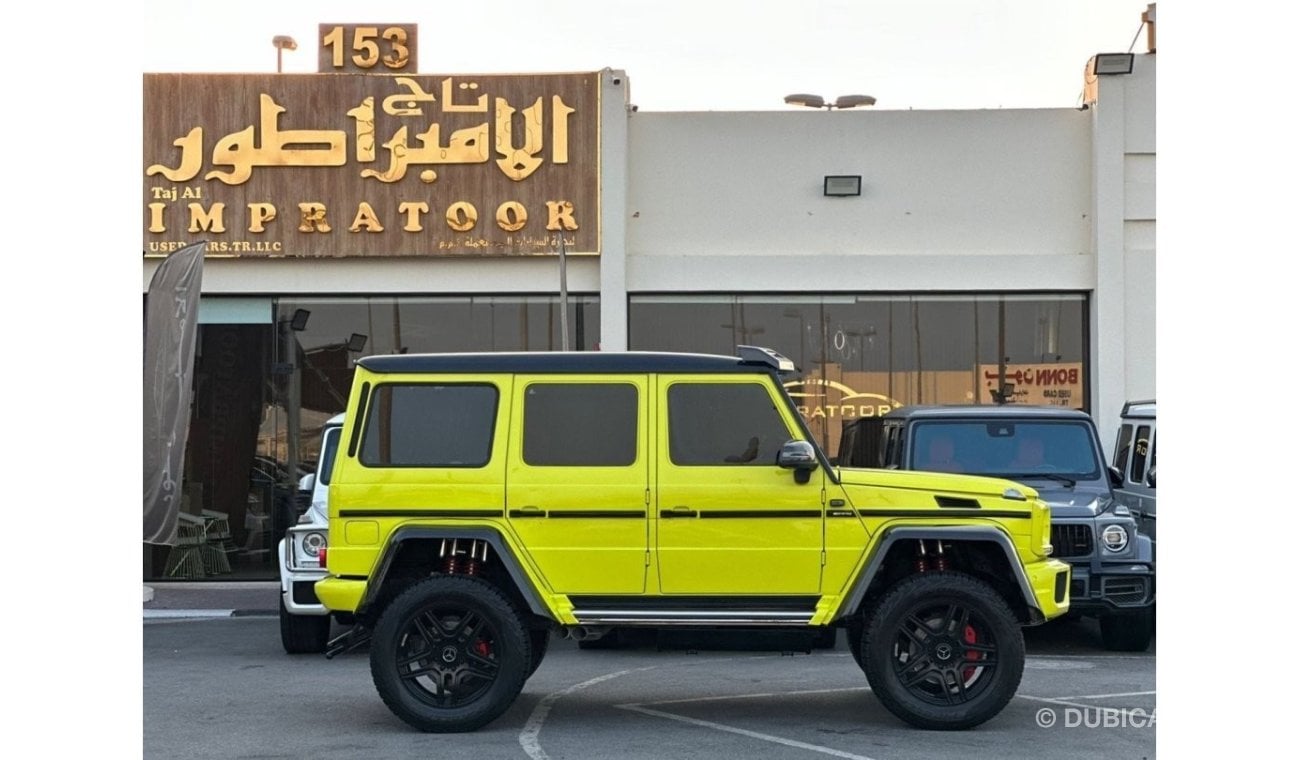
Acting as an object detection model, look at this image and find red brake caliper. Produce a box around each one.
[962,624,980,681]
[473,639,492,658]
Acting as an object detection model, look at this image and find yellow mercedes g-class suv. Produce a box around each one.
[315,346,1068,733]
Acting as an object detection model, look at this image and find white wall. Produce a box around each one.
[142,255,601,295]
[625,108,1093,292]
[1091,53,1156,449]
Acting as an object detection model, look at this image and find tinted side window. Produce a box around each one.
[1130,424,1151,483]
[523,383,638,466]
[884,426,900,467]
[318,427,341,486]
[360,384,497,467]
[668,383,792,466]
[1113,423,1133,471]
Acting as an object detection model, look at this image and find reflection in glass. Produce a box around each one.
[630,294,1086,457]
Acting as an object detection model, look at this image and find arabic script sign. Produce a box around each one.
[143,72,600,258]
[979,362,1084,406]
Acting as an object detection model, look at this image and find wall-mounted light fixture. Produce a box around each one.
[1091,52,1135,75]
[288,308,311,331]
[824,175,862,197]
[347,333,368,352]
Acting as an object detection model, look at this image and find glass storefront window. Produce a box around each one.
[629,294,1087,457]
[145,294,598,582]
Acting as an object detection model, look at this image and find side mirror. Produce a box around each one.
[1145,467,1156,489]
[1107,466,1124,489]
[297,473,316,493]
[778,440,818,484]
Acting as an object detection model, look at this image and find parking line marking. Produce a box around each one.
[1052,690,1157,701]
[519,652,836,760]
[520,666,658,760]
[1018,694,1152,713]
[619,704,879,760]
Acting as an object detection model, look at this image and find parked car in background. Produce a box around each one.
[277,414,345,654]
[1112,400,1156,543]
[841,405,1154,652]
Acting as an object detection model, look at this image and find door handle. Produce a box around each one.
[508,506,547,518]
[661,506,698,518]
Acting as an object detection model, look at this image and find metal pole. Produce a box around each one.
[997,298,1007,404]
[559,235,570,351]
[282,322,300,534]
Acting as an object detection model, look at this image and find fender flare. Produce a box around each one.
[358,526,555,621]
[834,525,1041,622]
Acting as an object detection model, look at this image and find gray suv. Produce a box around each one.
[839,405,1154,651]
[1112,400,1156,543]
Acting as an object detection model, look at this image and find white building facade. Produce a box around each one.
[142,52,1154,581]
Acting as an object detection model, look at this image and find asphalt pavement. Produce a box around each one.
[144,583,1156,760]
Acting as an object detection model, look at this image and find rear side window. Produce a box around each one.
[1130,424,1151,483]
[360,384,498,467]
[668,383,792,466]
[523,383,638,466]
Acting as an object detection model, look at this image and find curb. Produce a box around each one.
[144,609,235,619]
[144,608,277,620]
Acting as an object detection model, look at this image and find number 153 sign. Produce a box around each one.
[318,23,418,73]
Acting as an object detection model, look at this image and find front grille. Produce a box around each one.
[1051,524,1094,558]
[1101,576,1150,606]
[292,581,321,605]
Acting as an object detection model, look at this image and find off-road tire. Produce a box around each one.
[862,571,1025,730]
[279,599,331,654]
[1099,609,1153,652]
[370,575,530,732]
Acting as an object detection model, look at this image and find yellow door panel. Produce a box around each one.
[654,376,824,594]
[506,375,649,594]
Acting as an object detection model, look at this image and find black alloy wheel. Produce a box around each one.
[862,572,1025,730]
[370,575,530,732]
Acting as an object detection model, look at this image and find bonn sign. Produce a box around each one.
[143,72,601,258]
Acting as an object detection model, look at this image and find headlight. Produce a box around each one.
[301,531,327,558]
[1100,524,1129,553]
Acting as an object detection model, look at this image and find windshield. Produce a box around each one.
[910,420,1102,481]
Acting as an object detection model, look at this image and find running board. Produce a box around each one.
[571,609,815,627]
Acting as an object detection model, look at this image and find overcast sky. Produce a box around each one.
[141,0,1150,111]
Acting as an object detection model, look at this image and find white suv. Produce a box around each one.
[277,414,343,653]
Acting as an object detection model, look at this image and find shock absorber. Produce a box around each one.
[933,541,950,572]
[464,540,481,576]
[915,540,929,573]
[440,538,460,574]
[439,538,488,575]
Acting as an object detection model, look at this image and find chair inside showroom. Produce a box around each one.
[163,512,208,579]
[199,510,233,575]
